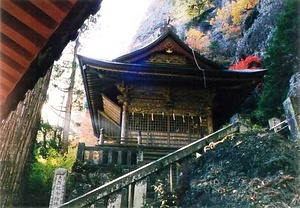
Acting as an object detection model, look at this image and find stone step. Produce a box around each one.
[143,146,178,162]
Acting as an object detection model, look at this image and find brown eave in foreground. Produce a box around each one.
[0,0,102,120]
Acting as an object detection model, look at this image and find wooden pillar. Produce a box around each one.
[117,83,128,144]
[167,115,171,147]
[146,114,150,146]
[206,93,216,134]
[188,117,192,144]
[121,103,128,144]
[206,106,213,134]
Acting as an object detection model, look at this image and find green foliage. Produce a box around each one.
[254,0,300,125]
[27,148,75,195]
[184,0,212,18]
[23,121,76,206]
[36,121,62,158]
[145,178,177,208]
[209,40,218,51]
[172,0,212,23]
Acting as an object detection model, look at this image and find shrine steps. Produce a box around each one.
[59,122,247,208]
[142,146,179,162]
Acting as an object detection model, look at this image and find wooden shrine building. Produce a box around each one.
[78,27,266,147]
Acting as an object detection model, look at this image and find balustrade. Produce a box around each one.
[77,143,138,166]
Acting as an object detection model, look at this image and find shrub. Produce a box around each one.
[254,0,300,125]
[229,55,262,70]
[22,121,76,206]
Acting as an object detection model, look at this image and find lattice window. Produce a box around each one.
[190,116,208,136]
[170,115,187,133]
[149,114,168,132]
[128,113,148,131]
[128,113,208,136]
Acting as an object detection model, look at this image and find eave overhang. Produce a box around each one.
[0,0,102,120]
[79,54,266,84]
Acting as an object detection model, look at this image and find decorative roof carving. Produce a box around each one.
[146,53,187,64]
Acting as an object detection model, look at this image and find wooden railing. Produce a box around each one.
[77,143,138,166]
[60,122,245,208]
[98,131,203,147]
[76,142,179,167]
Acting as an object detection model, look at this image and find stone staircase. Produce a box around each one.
[59,122,246,208]
[142,146,179,163]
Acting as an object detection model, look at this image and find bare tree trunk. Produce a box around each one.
[62,38,80,153]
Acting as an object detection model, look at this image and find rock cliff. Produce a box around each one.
[130,0,287,66]
[235,0,286,60]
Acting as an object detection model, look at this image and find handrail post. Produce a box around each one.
[137,130,144,164]
[133,179,147,208]
[137,145,144,164]
[128,184,133,208]
[76,142,85,162]
[98,128,105,145]
[120,188,128,207]
[238,122,249,133]
[169,164,173,192]
[137,130,142,145]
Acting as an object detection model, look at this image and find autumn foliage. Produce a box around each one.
[185,28,204,49]
[229,55,262,70]
[185,28,210,53]
[210,0,259,38]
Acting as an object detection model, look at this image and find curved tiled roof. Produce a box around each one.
[113,28,224,70]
